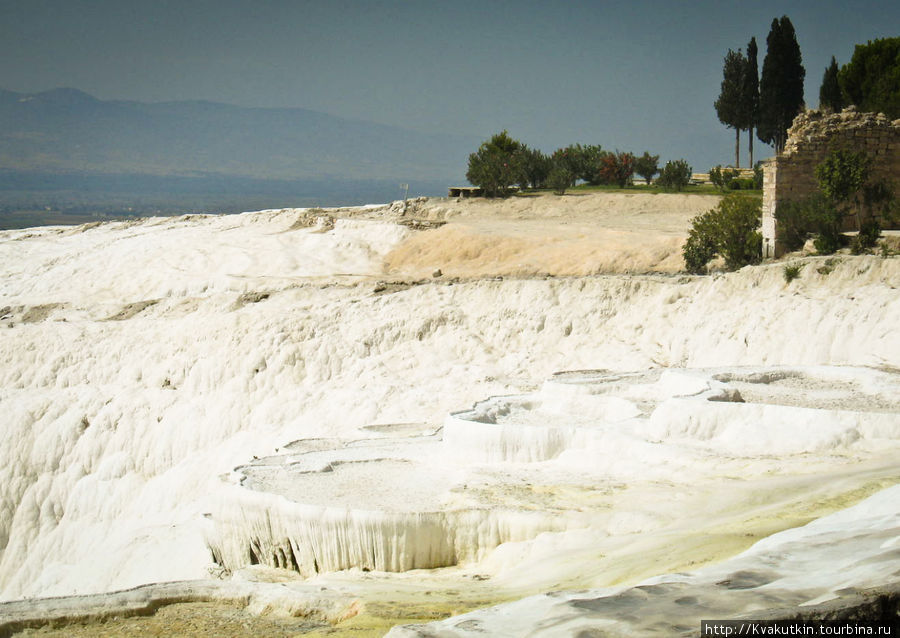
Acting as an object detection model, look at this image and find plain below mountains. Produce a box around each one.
[0,88,477,220]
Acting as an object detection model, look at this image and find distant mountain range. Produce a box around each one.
[0,87,476,185]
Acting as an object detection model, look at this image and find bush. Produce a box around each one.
[729,177,757,190]
[683,212,719,274]
[753,162,764,189]
[783,262,803,283]
[658,159,692,192]
[710,165,739,191]
[597,151,635,188]
[773,194,826,252]
[682,195,762,273]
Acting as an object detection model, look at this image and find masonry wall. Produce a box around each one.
[762,107,900,257]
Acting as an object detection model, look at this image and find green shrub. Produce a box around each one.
[815,148,871,205]
[683,211,719,274]
[710,165,739,191]
[682,195,762,273]
[658,159,692,192]
[753,162,764,189]
[775,192,844,255]
[729,177,757,190]
[783,262,803,283]
[817,257,841,275]
[773,198,810,252]
[813,228,844,255]
[850,219,881,254]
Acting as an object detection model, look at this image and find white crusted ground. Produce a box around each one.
[1,194,899,635]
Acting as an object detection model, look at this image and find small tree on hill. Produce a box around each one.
[657,159,692,192]
[634,152,659,185]
[597,151,635,188]
[466,131,524,197]
[819,56,844,112]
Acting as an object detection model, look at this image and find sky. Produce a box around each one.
[1,0,898,173]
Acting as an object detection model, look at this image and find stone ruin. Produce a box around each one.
[762,107,900,257]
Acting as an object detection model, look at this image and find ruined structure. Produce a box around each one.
[762,107,900,257]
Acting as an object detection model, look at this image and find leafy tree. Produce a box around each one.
[466,131,524,197]
[657,159,693,192]
[819,56,844,112]
[597,151,635,188]
[758,16,805,153]
[573,144,607,184]
[520,146,551,190]
[715,48,747,167]
[815,148,871,206]
[839,37,900,118]
[741,37,760,167]
[682,196,762,273]
[547,162,573,195]
[551,146,582,188]
[634,152,659,185]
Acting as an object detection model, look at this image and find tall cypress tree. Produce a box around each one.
[715,48,747,167]
[819,56,844,112]
[758,16,805,154]
[741,37,760,167]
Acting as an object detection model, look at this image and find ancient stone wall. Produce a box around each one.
[762,107,900,257]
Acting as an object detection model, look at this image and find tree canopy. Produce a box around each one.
[839,37,900,118]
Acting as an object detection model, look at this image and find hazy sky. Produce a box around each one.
[1,0,898,172]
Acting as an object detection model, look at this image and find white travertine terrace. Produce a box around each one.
[1,195,899,634]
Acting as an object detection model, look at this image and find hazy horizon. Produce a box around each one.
[2,0,899,177]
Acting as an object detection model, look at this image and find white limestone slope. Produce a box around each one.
[0,201,899,634]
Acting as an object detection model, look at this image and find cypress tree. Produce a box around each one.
[715,48,747,167]
[758,16,806,154]
[741,37,760,167]
[819,56,844,112]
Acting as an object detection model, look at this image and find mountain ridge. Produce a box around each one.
[0,87,475,183]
